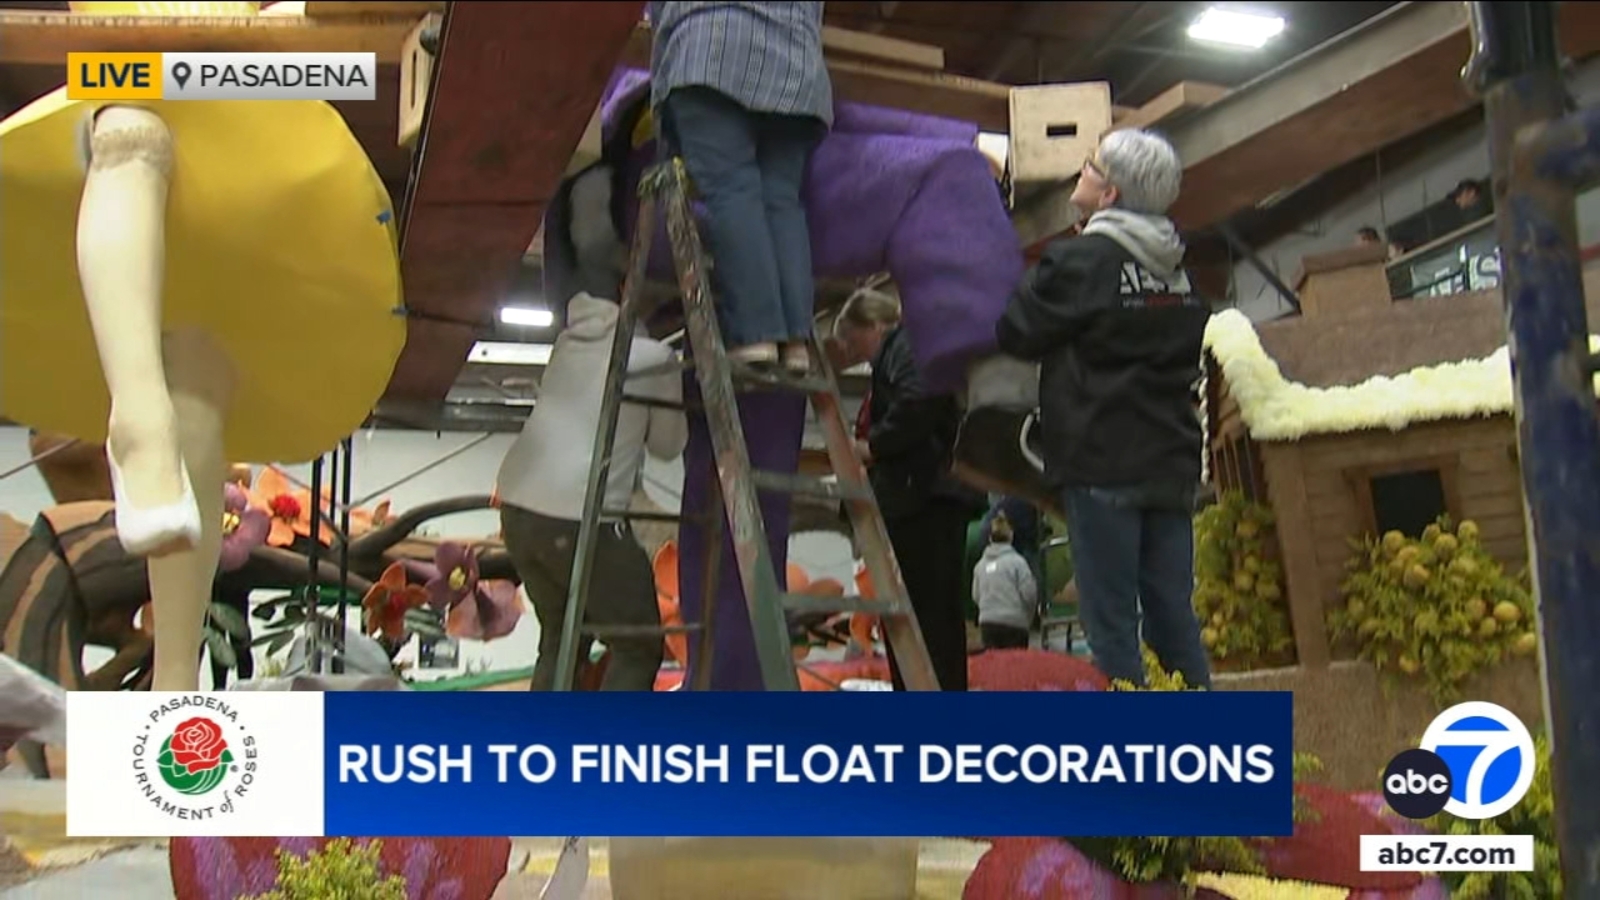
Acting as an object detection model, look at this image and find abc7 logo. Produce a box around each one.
[1382,701,1537,820]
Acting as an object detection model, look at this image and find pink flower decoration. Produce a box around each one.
[446,579,524,641]
[425,542,478,611]
[169,836,510,900]
[218,482,269,572]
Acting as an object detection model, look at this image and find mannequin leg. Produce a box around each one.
[147,329,235,692]
[76,105,200,557]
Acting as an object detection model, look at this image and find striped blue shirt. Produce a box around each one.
[649,1,834,127]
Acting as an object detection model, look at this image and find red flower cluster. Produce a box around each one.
[267,494,302,521]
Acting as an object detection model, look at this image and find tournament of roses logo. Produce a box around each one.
[159,717,232,795]
[134,696,258,820]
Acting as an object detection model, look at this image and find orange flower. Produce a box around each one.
[361,562,428,641]
[250,467,391,548]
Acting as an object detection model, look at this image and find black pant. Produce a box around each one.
[981,623,1030,650]
[500,506,663,691]
[884,500,973,691]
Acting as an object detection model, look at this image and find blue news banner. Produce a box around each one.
[323,691,1292,838]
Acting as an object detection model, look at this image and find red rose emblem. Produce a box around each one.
[170,717,230,775]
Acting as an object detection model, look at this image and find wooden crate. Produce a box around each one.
[397,11,440,148]
[1007,82,1112,194]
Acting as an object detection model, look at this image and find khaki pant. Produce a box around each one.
[499,505,663,691]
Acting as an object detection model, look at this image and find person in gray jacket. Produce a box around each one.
[973,514,1037,650]
[649,1,832,374]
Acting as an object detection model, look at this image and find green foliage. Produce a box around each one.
[242,839,409,900]
[1109,646,1196,693]
[1083,650,1326,885]
[1041,514,1074,597]
[1192,492,1295,670]
[1328,516,1539,704]
[1429,733,1560,900]
[202,597,251,674]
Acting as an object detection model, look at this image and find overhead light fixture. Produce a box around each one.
[1187,7,1285,49]
[499,305,554,328]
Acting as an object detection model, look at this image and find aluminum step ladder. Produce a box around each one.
[550,157,942,692]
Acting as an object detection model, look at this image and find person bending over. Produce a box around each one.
[495,292,687,691]
[973,513,1035,651]
[834,288,986,691]
[650,1,832,374]
[994,128,1212,689]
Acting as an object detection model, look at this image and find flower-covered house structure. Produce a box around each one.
[1201,242,1600,786]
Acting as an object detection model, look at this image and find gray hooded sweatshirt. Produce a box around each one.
[973,542,1038,630]
[1081,207,1189,285]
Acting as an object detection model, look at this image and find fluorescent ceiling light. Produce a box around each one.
[469,341,554,366]
[499,306,554,328]
[1187,7,1285,49]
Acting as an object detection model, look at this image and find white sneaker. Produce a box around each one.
[107,447,202,557]
[728,342,779,367]
[782,342,811,375]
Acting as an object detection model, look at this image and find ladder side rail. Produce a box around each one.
[805,334,941,691]
[552,190,661,691]
[688,472,724,691]
[1471,3,1600,891]
[658,159,803,691]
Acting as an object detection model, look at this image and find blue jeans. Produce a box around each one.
[1062,486,1211,688]
[659,87,823,347]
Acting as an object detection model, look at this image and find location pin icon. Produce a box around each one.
[173,62,191,90]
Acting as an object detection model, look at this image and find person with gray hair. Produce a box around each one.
[993,128,1212,689]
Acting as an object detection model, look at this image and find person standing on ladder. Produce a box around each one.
[648,1,832,374]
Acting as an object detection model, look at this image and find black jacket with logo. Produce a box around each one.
[996,232,1209,494]
[866,327,987,520]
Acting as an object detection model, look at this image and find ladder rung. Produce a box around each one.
[730,365,833,395]
[751,470,871,502]
[781,593,909,616]
[587,623,704,638]
[602,508,684,523]
[625,359,689,380]
[621,394,688,411]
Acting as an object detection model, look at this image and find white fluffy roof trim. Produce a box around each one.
[1202,308,1600,441]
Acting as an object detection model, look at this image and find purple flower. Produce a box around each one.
[446,579,525,641]
[424,542,479,611]
[218,483,269,572]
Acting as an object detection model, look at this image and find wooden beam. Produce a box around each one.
[828,58,1009,130]
[1111,80,1228,132]
[0,8,418,63]
[1014,0,1600,247]
[620,22,1011,130]
[388,0,644,405]
[820,24,942,70]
